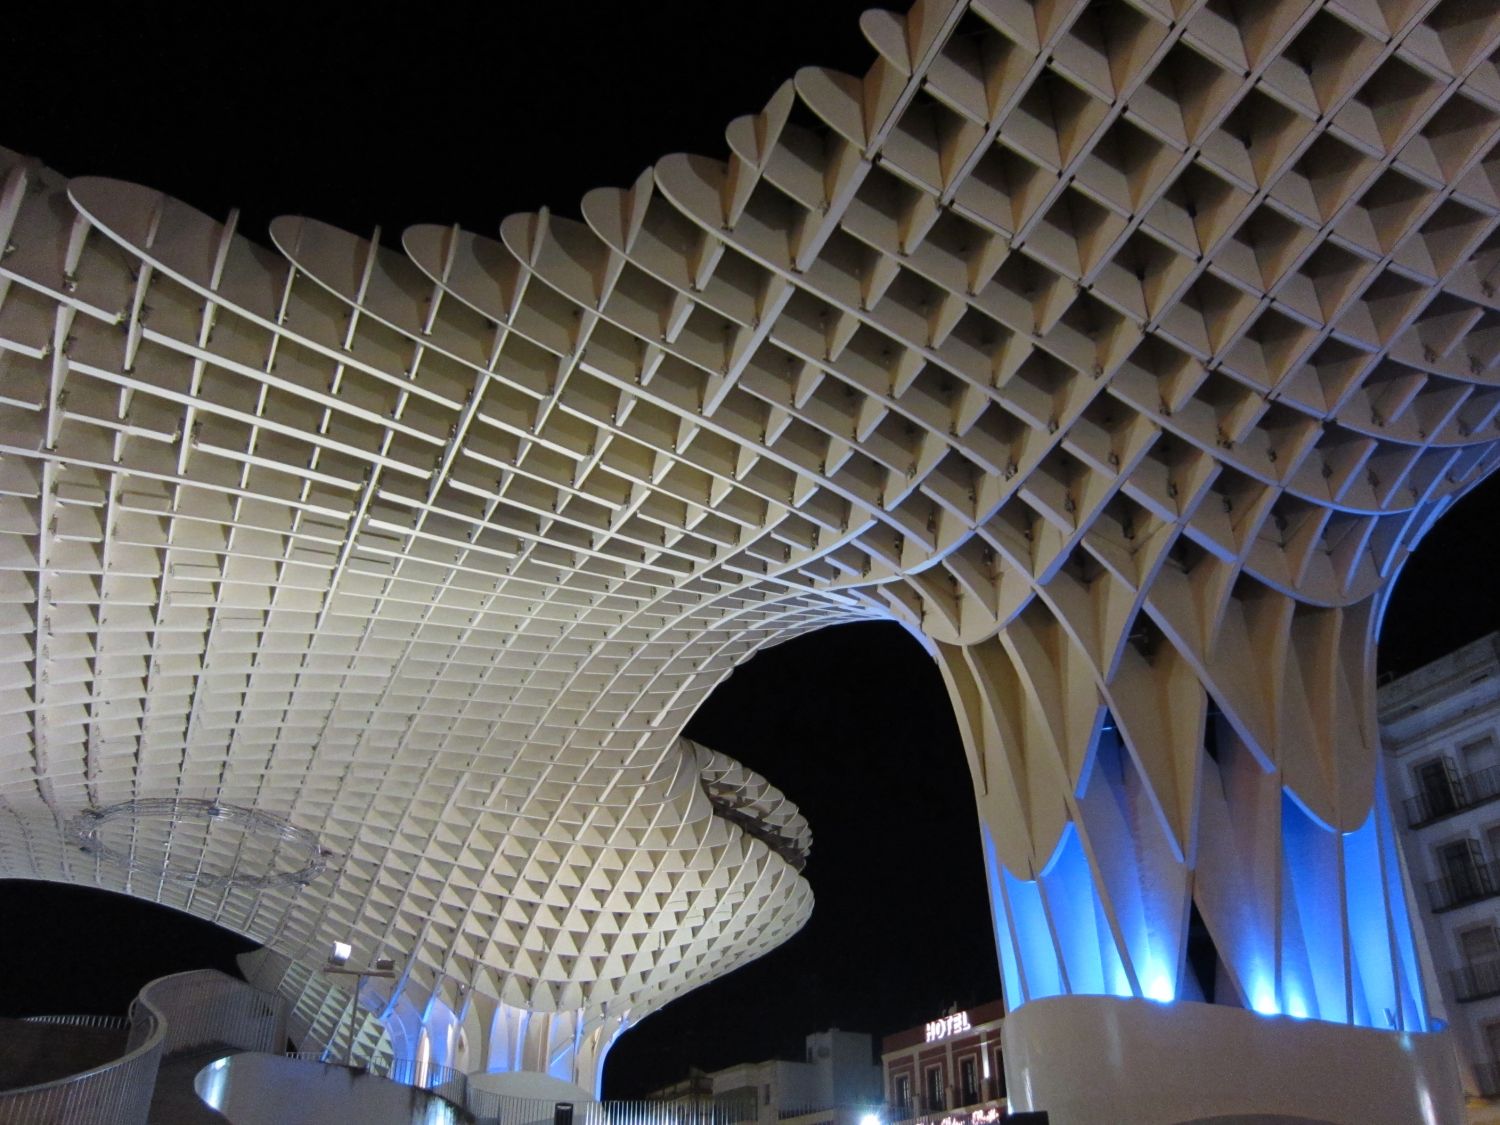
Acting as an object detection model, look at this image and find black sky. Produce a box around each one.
[2,0,1499,1101]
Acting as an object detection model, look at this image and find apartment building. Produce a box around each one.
[1381,633,1500,1095]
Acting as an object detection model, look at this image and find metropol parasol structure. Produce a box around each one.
[3,0,1500,1121]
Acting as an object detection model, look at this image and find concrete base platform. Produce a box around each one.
[1002,996,1464,1125]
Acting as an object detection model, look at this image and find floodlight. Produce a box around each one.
[374,957,395,972]
[860,1114,881,1125]
[329,941,352,966]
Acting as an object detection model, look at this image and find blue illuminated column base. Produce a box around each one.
[936,604,1460,1122]
[1002,995,1464,1125]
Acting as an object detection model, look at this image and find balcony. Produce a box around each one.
[1450,957,1500,1002]
[887,1096,945,1121]
[887,1080,1004,1124]
[1427,861,1500,912]
[1405,765,1500,828]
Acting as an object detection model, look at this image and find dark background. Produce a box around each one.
[2,0,1498,1100]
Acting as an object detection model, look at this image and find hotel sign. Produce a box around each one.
[924,1011,972,1041]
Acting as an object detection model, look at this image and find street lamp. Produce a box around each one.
[321,942,398,1067]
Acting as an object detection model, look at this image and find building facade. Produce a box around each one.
[1381,633,1500,1096]
[881,1003,1006,1123]
[653,1029,882,1125]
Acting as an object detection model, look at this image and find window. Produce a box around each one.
[993,1049,1006,1098]
[1417,758,1460,818]
[893,1074,911,1112]
[1467,739,1500,806]
[959,1057,978,1105]
[924,1065,944,1112]
[1433,838,1496,909]
[1461,925,1500,964]
[1440,838,1487,897]
[1464,737,1499,775]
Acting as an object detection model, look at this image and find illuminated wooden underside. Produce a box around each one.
[3,0,1500,1090]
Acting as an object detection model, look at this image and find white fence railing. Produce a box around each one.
[21,1014,131,1031]
[0,1006,163,1125]
[0,968,287,1125]
[467,1094,758,1125]
[139,969,287,1055]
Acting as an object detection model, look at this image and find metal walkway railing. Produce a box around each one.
[0,969,285,1125]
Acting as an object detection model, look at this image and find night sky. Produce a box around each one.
[2,0,1499,1101]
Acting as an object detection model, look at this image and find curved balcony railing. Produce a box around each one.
[140,968,287,1055]
[0,968,286,1125]
[0,995,164,1125]
[701,786,811,871]
[467,1093,752,1125]
[21,1014,131,1031]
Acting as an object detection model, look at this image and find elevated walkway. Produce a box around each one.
[0,969,473,1123]
[0,1016,128,1090]
[0,969,282,1125]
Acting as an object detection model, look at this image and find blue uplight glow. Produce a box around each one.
[983,831,1026,1012]
[982,723,1434,1039]
[1075,716,1186,1004]
[1281,792,1344,1022]
[1373,764,1431,1033]
[1004,862,1065,1002]
[1284,988,1311,1020]
[1039,823,1133,999]
[1141,963,1176,1003]
[1248,975,1279,1016]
